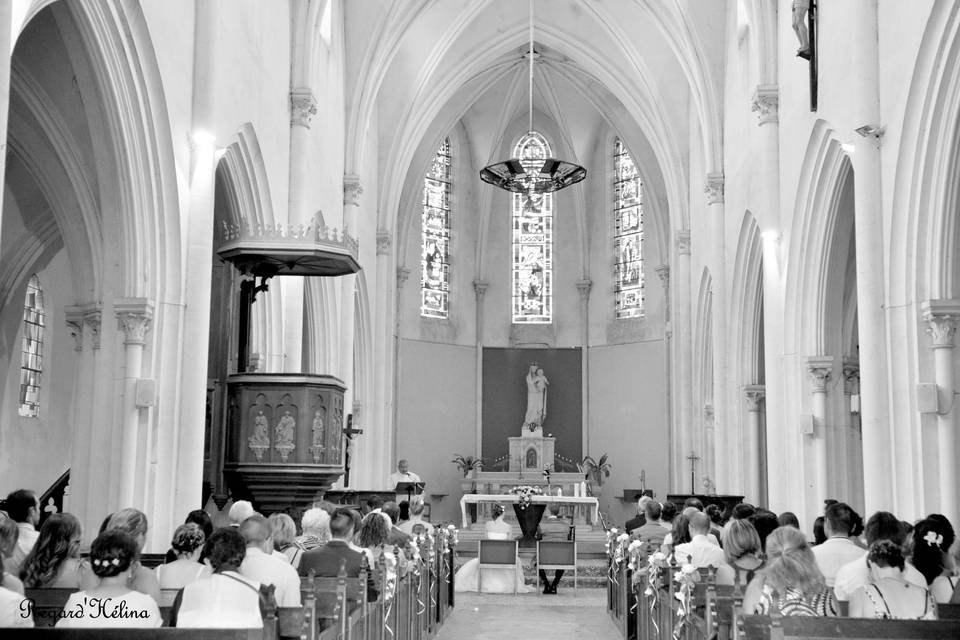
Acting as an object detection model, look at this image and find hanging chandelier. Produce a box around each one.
[479,0,586,194]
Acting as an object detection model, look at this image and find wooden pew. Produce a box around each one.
[8,631,265,639]
[939,603,960,619]
[733,611,960,640]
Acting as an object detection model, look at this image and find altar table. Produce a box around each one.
[459,494,600,529]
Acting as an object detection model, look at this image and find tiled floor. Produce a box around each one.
[434,589,619,639]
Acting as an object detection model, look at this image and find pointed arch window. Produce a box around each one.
[19,275,45,417]
[614,138,644,318]
[421,138,451,318]
[512,131,553,323]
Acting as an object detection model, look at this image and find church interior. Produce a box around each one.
[1,0,959,564]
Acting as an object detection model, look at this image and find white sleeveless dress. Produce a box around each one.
[454,519,534,594]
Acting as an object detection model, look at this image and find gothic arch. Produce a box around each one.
[693,267,714,488]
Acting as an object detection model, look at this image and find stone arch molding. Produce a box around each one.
[784,121,853,357]
[731,211,764,385]
[15,0,181,304]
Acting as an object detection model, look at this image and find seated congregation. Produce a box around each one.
[0,489,454,638]
[608,496,960,640]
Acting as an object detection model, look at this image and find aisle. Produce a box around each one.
[434,589,618,640]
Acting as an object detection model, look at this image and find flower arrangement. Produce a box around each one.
[672,564,700,640]
[510,484,544,509]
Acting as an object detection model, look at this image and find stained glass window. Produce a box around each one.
[614,138,644,318]
[512,132,553,323]
[19,275,44,417]
[421,138,451,318]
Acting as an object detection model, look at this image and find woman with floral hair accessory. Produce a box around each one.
[79,507,161,602]
[911,518,958,602]
[56,530,161,628]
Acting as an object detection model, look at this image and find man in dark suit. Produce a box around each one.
[625,495,651,534]
[536,504,573,594]
[299,508,378,602]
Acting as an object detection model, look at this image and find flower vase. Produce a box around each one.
[512,503,546,542]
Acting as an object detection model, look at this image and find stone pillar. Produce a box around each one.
[115,300,153,508]
[705,174,727,490]
[674,231,692,492]
[743,385,765,504]
[282,89,319,374]
[474,280,488,458]
[921,301,960,526]
[656,265,672,484]
[576,279,591,457]
[337,175,361,440]
[842,362,863,510]
[849,0,893,515]
[807,357,833,508]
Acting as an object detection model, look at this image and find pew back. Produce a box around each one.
[8,631,264,640]
[736,613,960,640]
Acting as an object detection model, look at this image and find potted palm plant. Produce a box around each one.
[452,454,485,523]
[579,453,611,496]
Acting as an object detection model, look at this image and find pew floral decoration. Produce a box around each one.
[644,550,669,636]
[447,524,459,547]
[672,564,699,640]
[510,485,544,509]
[627,539,646,574]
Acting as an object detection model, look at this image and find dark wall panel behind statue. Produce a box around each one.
[482,347,582,467]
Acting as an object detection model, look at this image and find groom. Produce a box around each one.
[537,504,573,594]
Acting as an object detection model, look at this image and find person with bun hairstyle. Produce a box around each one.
[454,503,534,593]
[21,513,85,588]
[80,507,161,602]
[848,540,937,619]
[56,530,161,628]
[172,527,263,628]
[155,523,211,589]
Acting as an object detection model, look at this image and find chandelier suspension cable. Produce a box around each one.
[528,0,534,134]
[478,0,587,194]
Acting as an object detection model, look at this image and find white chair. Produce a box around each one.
[478,538,520,594]
[536,540,577,593]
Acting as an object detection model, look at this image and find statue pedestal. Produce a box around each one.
[508,435,555,472]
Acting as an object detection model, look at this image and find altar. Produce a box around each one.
[459,493,599,529]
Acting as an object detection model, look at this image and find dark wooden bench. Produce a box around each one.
[940,603,960,619]
[6,631,265,639]
[734,612,960,640]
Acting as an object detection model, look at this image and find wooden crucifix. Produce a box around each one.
[686,450,700,495]
[341,415,363,487]
[792,0,818,111]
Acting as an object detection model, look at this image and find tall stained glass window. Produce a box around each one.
[512,131,553,323]
[421,138,451,318]
[614,138,643,318]
[19,274,44,417]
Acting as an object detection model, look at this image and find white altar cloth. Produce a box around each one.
[458,494,600,529]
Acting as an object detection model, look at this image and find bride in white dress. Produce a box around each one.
[455,504,534,593]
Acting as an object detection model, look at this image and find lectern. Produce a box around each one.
[395,482,425,503]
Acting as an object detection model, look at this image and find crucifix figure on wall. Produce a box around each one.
[686,450,700,495]
[341,415,363,487]
[792,0,818,111]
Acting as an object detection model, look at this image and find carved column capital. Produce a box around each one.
[655,264,670,287]
[473,280,489,298]
[290,88,318,128]
[743,384,766,411]
[842,362,860,395]
[675,230,691,255]
[84,308,102,350]
[705,172,724,204]
[751,84,779,125]
[343,174,363,207]
[65,307,85,352]
[397,266,411,287]
[376,229,392,255]
[806,356,834,393]
[921,300,960,349]
[575,279,592,300]
[114,298,154,346]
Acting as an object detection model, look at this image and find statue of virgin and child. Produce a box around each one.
[523,363,549,434]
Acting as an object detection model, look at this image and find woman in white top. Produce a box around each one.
[0,513,24,594]
[269,513,304,568]
[80,508,161,603]
[455,504,534,593]
[0,562,31,627]
[56,530,161,628]
[172,528,262,629]
[21,513,86,589]
[848,540,937,619]
[156,523,211,590]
